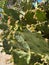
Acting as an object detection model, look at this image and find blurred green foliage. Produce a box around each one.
[36,10,47,22]
[0,0,49,65]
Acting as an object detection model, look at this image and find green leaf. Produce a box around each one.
[36,10,47,22]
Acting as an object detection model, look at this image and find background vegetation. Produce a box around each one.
[0,0,49,65]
